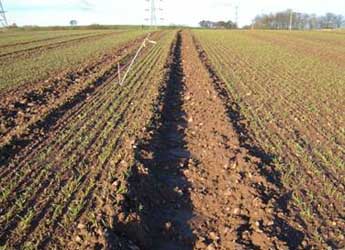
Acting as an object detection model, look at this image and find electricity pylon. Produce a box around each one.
[0,0,8,27]
[289,9,293,31]
[145,0,163,28]
[235,5,239,26]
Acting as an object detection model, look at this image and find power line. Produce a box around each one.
[229,2,239,27]
[0,0,8,27]
[235,5,239,26]
[145,0,163,28]
[289,9,293,31]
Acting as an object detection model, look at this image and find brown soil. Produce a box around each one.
[0,30,324,249]
[0,32,158,165]
[111,31,313,249]
[0,31,173,249]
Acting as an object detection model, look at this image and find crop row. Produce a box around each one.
[247,30,345,68]
[0,29,104,47]
[0,30,149,90]
[263,30,345,47]
[0,30,117,58]
[0,30,176,249]
[0,31,150,156]
[193,30,344,248]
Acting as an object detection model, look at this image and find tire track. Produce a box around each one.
[114,30,311,250]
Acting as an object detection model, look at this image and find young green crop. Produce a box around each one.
[193,29,345,249]
[0,30,149,90]
[0,30,177,249]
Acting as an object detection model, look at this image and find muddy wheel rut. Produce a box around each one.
[114,31,311,250]
[114,31,194,250]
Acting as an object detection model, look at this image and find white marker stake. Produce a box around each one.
[118,62,121,85]
[118,33,157,86]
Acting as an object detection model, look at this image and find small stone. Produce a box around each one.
[206,244,216,250]
[224,226,231,234]
[129,245,140,250]
[267,220,274,226]
[266,207,274,213]
[97,228,104,236]
[77,223,86,230]
[112,180,120,188]
[116,194,125,203]
[242,230,250,240]
[233,208,240,215]
[75,235,83,243]
[209,232,219,241]
[165,221,172,231]
[117,212,126,222]
[302,240,308,247]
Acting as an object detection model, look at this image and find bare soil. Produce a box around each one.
[0,32,158,165]
[0,31,171,249]
[110,31,313,249]
[0,30,327,249]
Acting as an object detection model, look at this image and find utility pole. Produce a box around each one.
[228,3,239,27]
[289,9,293,31]
[145,0,163,29]
[0,0,8,28]
[235,5,239,27]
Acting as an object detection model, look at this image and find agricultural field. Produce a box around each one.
[0,29,147,90]
[193,29,345,248]
[0,27,344,250]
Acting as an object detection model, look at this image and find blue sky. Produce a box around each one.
[3,0,345,27]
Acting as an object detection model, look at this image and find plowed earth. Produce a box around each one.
[0,30,330,249]
[109,31,312,249]
[0,33,154,165]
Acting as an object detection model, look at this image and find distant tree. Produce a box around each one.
[242,24,252,30]
[215,21,226,28]
[308,14,318,29]
[199,20,237,29]
[9,23,18,29]
[70,20,78,26]
[335,15,344,28]
[199,20,214,28]
[252,10,344,30]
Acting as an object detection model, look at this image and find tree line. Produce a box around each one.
[199,20,238,29]
[199,10,344,30]
[251,10,344,30]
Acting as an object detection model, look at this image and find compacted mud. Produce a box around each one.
[114,31,311,250]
